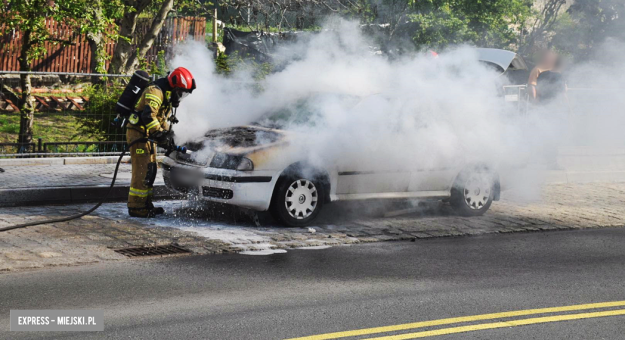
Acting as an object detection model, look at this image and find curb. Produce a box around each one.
[0,185,182,207]
[0,156,165,167]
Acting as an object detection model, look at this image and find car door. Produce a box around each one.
[333,95,414,198]
[408,166,458,192]
[335,152,411,198]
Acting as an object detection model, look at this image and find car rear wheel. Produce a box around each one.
[270,172,326,227]
[450,168,494,216]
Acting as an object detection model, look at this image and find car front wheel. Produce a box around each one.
[270,172,325,227]
[450,168,495,216]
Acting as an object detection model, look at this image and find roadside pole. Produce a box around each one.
[213,8,218,43]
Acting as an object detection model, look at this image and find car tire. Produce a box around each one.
[270,170,326,227]
[450,167,495,217]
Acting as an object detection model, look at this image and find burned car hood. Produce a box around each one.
[184,125,288,154]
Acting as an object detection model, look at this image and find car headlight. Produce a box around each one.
[209,153,254,171]
[209,153,238,169]
[237,157,254,171]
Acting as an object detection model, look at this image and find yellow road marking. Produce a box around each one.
[365,309,625,339]
[285,300,625,340]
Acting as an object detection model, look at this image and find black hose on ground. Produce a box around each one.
[0,138,147,233]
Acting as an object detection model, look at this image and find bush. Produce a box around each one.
[75,81,124,142]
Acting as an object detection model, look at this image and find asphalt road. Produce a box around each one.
[2,228,625,339]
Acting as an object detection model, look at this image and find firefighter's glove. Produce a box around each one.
[151,130,171,149]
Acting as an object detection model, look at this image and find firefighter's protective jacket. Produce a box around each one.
[130,85,172,135]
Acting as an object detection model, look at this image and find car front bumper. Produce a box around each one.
[162,157,280,211]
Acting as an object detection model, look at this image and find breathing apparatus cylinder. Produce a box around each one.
[115,70,150,120]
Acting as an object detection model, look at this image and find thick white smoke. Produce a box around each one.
[169,19,624,200]
[560,39,625,148]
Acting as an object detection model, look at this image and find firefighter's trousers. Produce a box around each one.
[127,127,157,216]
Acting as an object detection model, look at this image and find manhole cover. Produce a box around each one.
[114,244,191,257]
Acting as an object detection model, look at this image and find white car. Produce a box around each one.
[162,49,524,227]
[163,124,500,227]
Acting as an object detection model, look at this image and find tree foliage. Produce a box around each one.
[108,0,175,75]
[552,0,624,61]
[80,0,125,73]
[518,0,567,56]
[407,0,533,49]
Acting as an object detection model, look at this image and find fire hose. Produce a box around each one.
[0,137,186,233]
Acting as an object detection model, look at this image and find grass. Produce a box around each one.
[0,111,103,144]
[0,116,20,134]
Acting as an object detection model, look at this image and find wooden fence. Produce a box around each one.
[0,16,206,73]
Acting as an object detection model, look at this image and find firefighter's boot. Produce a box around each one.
[144,162,164,215]
[128,207,156,218]
[152,207,165,215]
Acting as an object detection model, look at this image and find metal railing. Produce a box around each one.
[502,84,529,115]
[0,140,129,158]
[42,141,127,155]
[0,143,37,157]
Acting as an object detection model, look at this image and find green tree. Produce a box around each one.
[108,0,175,75]
[408,0,533,50]
[518,0,568,56]
[1,0,87,145]
[552,0,624,61]
[80,0,125,74]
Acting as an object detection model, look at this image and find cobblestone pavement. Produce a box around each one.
[1,182,625,272]
[0,164,164,189]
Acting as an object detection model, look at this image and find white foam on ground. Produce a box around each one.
[176,226,268,244]
[239,249,288,256]
[92,201,287,255]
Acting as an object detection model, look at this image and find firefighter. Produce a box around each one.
[127,67,196,217]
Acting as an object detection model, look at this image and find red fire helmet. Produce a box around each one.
[167,67,196,92]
